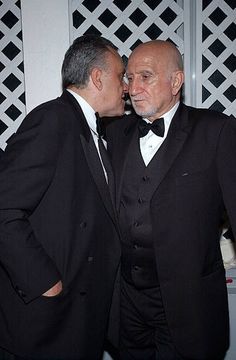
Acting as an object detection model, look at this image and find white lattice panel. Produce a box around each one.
[70,0,185,62]
[0,0,25,150]
[196,0,236,116]
[0,0,235,152]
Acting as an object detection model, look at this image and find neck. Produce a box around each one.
[68,86,98,112]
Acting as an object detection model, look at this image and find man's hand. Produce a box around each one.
[42,280,62,297]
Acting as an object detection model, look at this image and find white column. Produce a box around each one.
[21,0,70,113]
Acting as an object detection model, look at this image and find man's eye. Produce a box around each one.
[142,74,150,80]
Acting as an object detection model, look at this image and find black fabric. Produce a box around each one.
[98,137,116,208]
[120,279,183,360]
[0,91,120,359]
[96,112,115,204]
[0,347,72,360]
[96,111,106,138]
[106,103,233,359]
[119,131,167,289]
[138,117,164,138]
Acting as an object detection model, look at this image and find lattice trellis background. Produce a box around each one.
[0,0,235,150]
[70,0,185,61]
[0,0,25,150]
[198,0,236,116]
[70,0,235,116]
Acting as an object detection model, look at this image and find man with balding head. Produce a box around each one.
[107,40,236,360]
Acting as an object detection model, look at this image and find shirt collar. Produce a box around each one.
[67,89,98,135]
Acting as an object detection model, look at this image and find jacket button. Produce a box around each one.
[79,222,87,228]
[133,221,140,227]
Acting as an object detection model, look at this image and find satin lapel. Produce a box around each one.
[116,118,138,210]
[150,103,192,196]
[80,133,116,220]
[62,91,116,222]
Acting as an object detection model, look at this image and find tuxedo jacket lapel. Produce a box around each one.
[62,91,116,222]
[116,120,138,210]
[80,134,116,220]
[149,103,191,197]
[117,104,192,205]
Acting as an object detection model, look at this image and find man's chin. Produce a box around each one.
[133,109,147,117]
[132,106,154,118]
[114,107,126,117]
[132,104,144,115]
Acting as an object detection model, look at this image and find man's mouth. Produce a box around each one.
[132,98,145,103]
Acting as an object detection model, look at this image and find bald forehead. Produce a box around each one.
[131,40,176,55]
[129,41,183,71]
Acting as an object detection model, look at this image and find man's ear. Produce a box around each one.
[90,67,103,91]
[171,71,184,96]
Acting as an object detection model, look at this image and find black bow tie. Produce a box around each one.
[138,118,165,138]
[95,112,106,139]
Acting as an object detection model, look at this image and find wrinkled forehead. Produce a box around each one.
[127,43,180,74]
[127,47,161,73]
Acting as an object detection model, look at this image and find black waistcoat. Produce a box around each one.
[119,132,165,289]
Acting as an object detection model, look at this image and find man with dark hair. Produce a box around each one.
[0,34,127,360]
[62,35,116,89]
[107,39,236,360]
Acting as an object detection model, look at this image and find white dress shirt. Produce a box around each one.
[140,102,180,166]
[67,89,108,180]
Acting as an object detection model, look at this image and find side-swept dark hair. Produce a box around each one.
[61,34,117,90]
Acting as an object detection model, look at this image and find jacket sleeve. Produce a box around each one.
[0,105,63,303]
[217,115,236,241]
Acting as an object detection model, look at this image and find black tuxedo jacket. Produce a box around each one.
[0,91,120,359]
[107,103,236,359]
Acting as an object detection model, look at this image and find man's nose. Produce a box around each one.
[129,79,140,96]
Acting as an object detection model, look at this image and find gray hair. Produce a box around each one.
[61,34,117,90]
